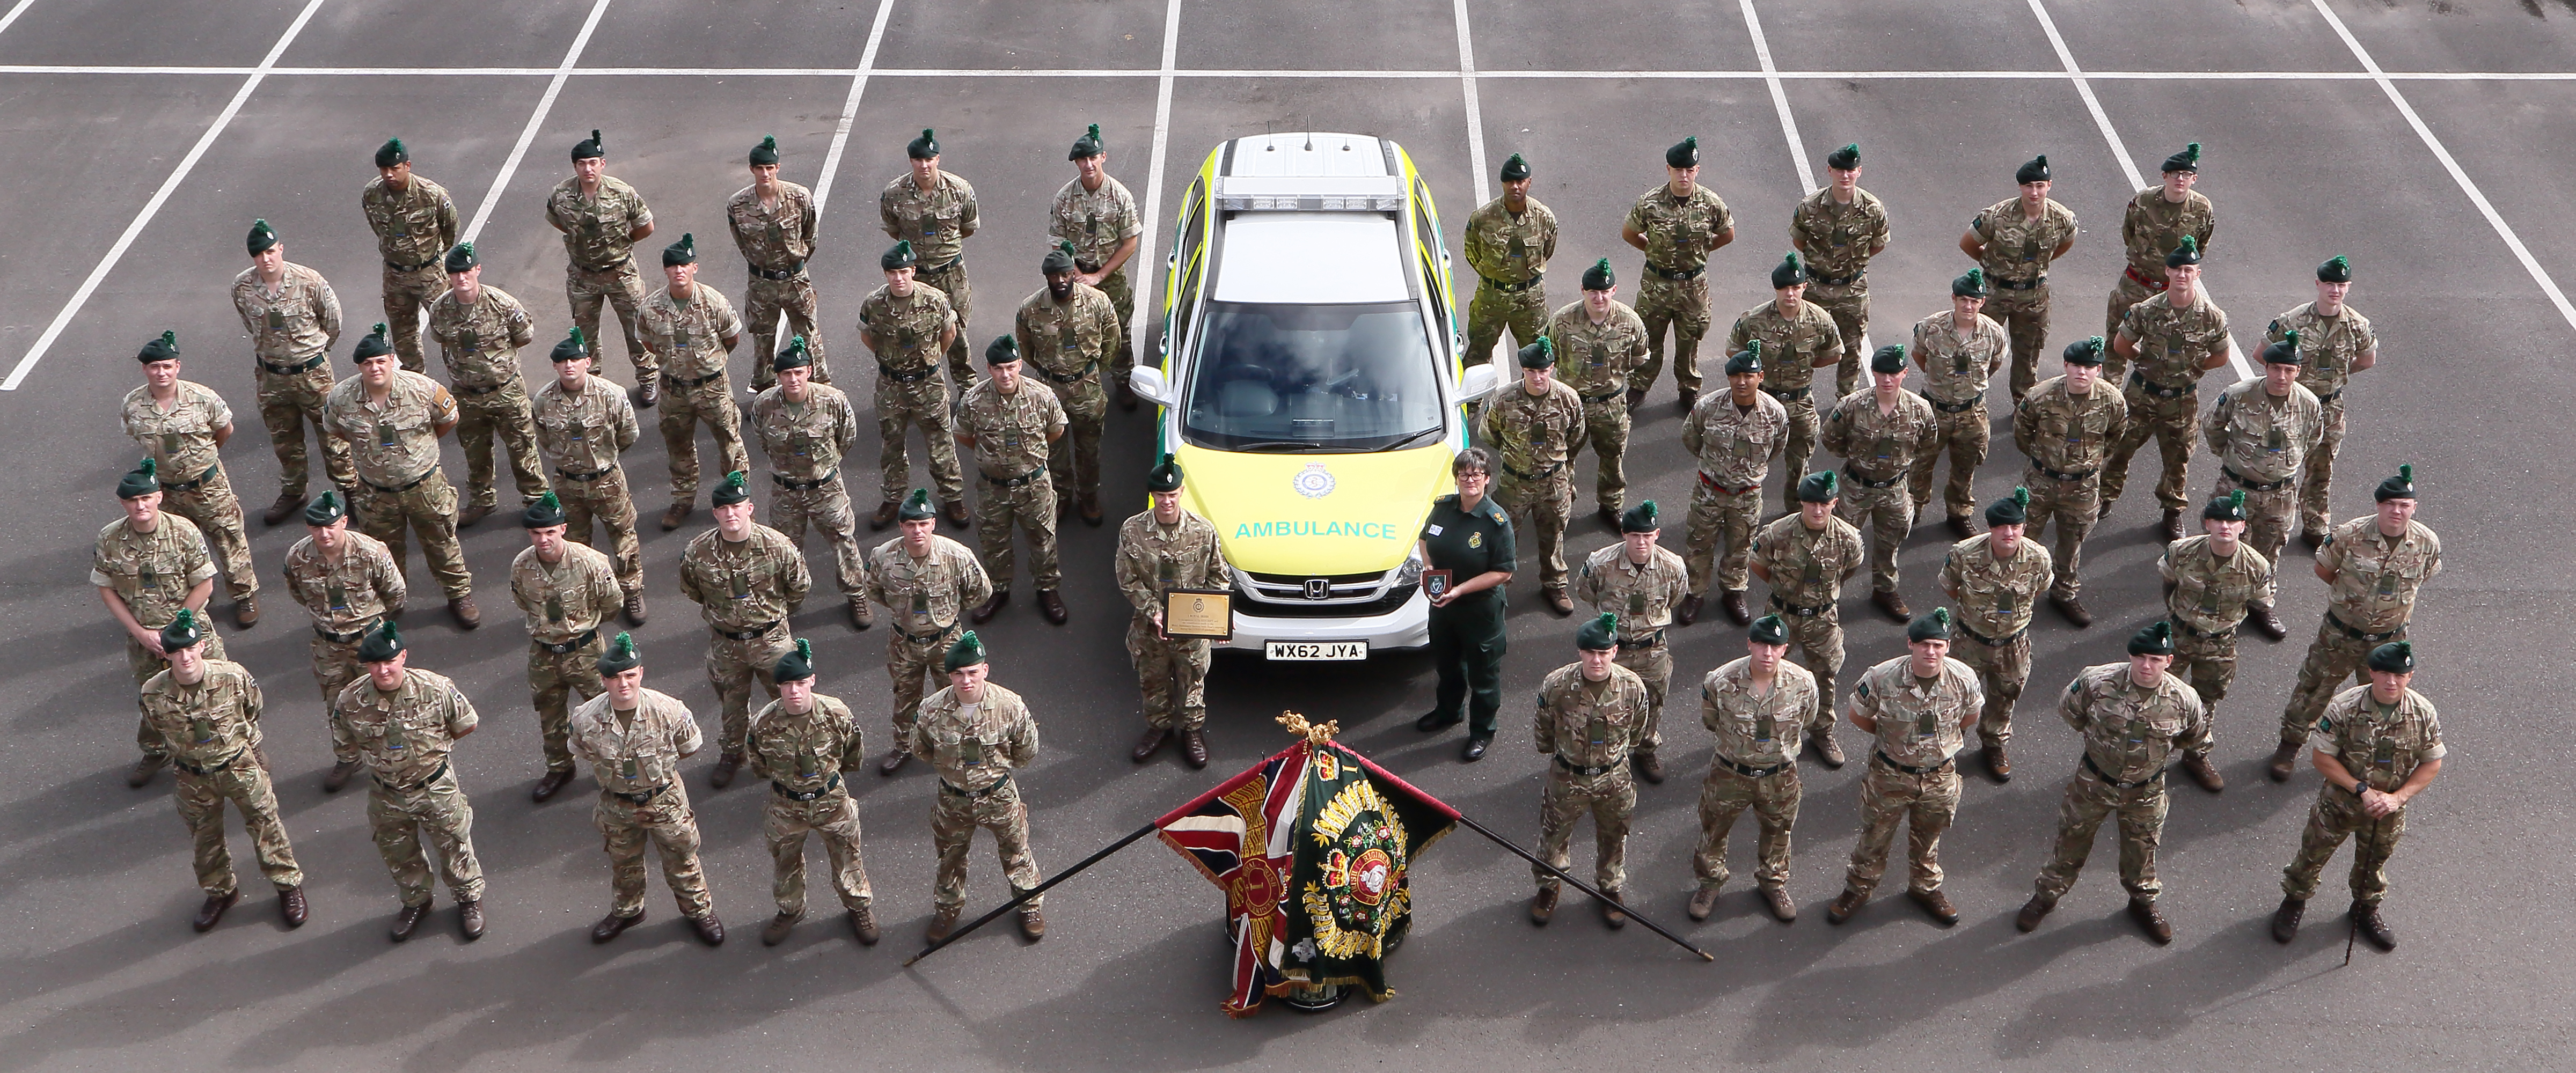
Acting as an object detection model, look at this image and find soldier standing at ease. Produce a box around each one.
[141,609,306,934]
[1938,488,2053,784]
[1464,152,1558,369]
[2204,333,2323,637]
[1414,449,1517,762]
[1015,242,1121,526]
[1547,259,1649,526]
[332,621,487,942]
[510,492,621,804]
[2157,490,2270,793]
[860,241,965,530]
[641,231,750,531]
[545,129,658,403]
[913,631,1048,943]
[231,218,355,524]
[1749,472,1864,767]
[1961,156,2079,404]
[101,460,229,789]
[1479,340,1585,615]
[2271,641,2442,953]
[2104,144,2218,369]
[1572,502,1687,784]
[750,339,872,629]
[884,129,980,387]
[2016,621,2211,945]
[1820,344,1937,621]
[955,337,1070,626]
[533,328,646,623]
[1791,144,1892,399]
[283,491,404,793]
[422,241,549,527]
[679,472,811,790]
[731,134,831,390]
[1725,252,1843,509]
[1051,124,1144,409]
[1622,137,1735,410]
[2271,257,2379,549]
[747,638,881,947]
[361,137,459,374]
[2102,236,2231,542]
[1827,608,1981,927]
[574,634,725,945]
[866,490,993,776]
[1908,270,2010,535]
[2012,337,2128,627]
[324,325,479,627]
[1118,457,1232,769]
[1678,346,1788,627]
[1527,614,1650,929]
[123,331,258,626]
[1689,614,1818,923]
[2270,466,2439,782]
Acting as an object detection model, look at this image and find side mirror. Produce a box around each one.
[1459,363,1499,401]
[1130,366,1179,408]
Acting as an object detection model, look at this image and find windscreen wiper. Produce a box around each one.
[1375,428,1444,451]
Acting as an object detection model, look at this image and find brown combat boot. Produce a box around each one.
[942,499,971,528]
[879,746,912,776]
[869,501,900,531]
[530,768,574,803]
[847,597,872,630]
[688,914,726,946]
[2050,592,2092,627]
[458,898,485,940]
[1721,590,1751,625]
[393,902,433,943]
[1180,729,1209,769]
[623,591,647,627]
[1981,744,2012,784]
[1631,750,1665,784]
[2161,507,2186,542]
[1826,888,1867,924]
[1078,495,1104,527]
[1810,733,1846,769]
[456,502,494,527]
[323,760,360,793]
[127,754,168,789]
[1528,887,1559,925]
[763,911,801,946]
[2270,897,2306,943]
[1675,593,1703,626]
[2298,526,2325,552]
[1871,589,1911,622]
[1543,588,1574,616]
[1623,387,1647,412]
[1036,590,1068,624]
[2016,893,2057,933]
[2248,601,2288,641]
[1598,890,1628,929]
[1687,886,1721,921]
[2129,897,2173,944]
[1946,514,1974,539]
[2352,902,2395,951]
[449,596,481,629]
[232,596,260,628]
[848,903,881,945]
[2182,753,2224,792]
[1675,386,1697,411]
[1908,887,1961,927]
[1763,886,1797,923]
[661,502,692,531]
[925,904,961,944]
[262,491,306,527]
[1017,902,1046,941]
[279,885,308,929]
[709,753,742,789]
[970,590,1009,624]
[2267,740,2304,782]
[1130,726,1169,762]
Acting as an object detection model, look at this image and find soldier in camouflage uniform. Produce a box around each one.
[324,325,480,627]
[913,631,1047,943]
[1119,457,1233,769]
[747,638,881,947]
[2016,622,2211,944]
[573,633,726,946]
[2271,257,2378,548]
[1016,241,1122,525]
[362,137,459,375]
[422,241,549,525]
[281,491,404,792]
[866,490,993,776]
[1791,144,1892,399]
[1479,341,1585,613]
[955,337,1070,624]
[1546,259,1649,525]
[640,236,750,532]
[2103,236,2232,541]
[679,471,813,790]
[750,339,872,628]
[1725,252,1843,508]
[1528,614,1649,929]
[124,331,258,625]
[546,129,657,400]
[2271,640,2442,953]
[1463,152,1558,369]
[2270,466,2439,782]
[1051,124,1145,409]
[230,218,354,523]
[1828,608,1982,927]
[1750,472,1864,767]
[2205,333,2325,631]
[1938,488,2054,784]
[1821,344,1937,619]
[1572,502,1686,783]
[2158,490,2271,793]
[1689,614,1817,923]
[2104,144,2218,368]
[859,240,965,529]
[333,621,486,942]
[533,327,646,622]
[731,134,832,391]
[883,129,980,387]
[1908,270,2011,535]
[510,492,622,803]
[1678,346,1788,627]
[1961,156,2079,404]
[142,609,305,933]
[1621,137,1736,409]
[2012,337,2128,627]
[101,460,231,789]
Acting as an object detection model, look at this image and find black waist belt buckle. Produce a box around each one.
[772,470,838,491]
[941,771,1011,797]
[1481,273,1543,293]
[2325,611,2400,643]
[2223,465,2293,493]
[558,467,613,483]
[877,363,936,384]
[608,780,670,804]
[1810,270,1863,287]
[2082,751,2164,790]
[1958,621,2028,648]
[260,354,327,376]
[365,468,438,495]
[376,760,452,795]
[752,263,806,282]
[2128,372,2194,399]
[158,464,221,493]
[317,618,382,645]
[2036,464,2097,482]
[2172,616,2234,641]
[576,256,634,274]
[664,369,726,388]
[1504,461,1567,482]
[1760,385,1811,401]
[173,749,245,777]
[1718,755,1790,779]
[1554,755,1621,777]
[1645,262,1707,282]
[1769,594,1828,618]
[900,623,960,644]
[923,256,962,274]
[1035,361,1098,385]
[773,773,844,801]
[1579,388,1626,403]
[537,628,601,655]
[2315,387,2344,403]
[1932,396,1983,414]
[1991,275,2045,291]
[984,466,1047,488]
[1873,750,1953,776]
[717,619,782,641]
[387,256,439,273]
[1844,468,1904,490]
[1621,629,1666,648]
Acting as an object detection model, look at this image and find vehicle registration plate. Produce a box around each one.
[1265,641,1367,661]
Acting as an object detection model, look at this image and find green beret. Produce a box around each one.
[1145,453,1184,494]
[943,629,986,672]
[2367,640,2414,674]
[711,469,752,507]
[2262,328,2303,365]
[1516,338,1554,370]
[118,458,159,499]
[1576,612,1619,651]
[1498,152,1529,182]
[1869,343,1907,375]
[1770,251,1807,290]
[749,134,780,166]
[2375,464,2414,502]
[2161,142,2201,174]
[2128,620,2176,657]
[2016,155,2050,184]
[2204,489,2247,522]
[137,329,178,364]
[985,335,1019,365]
[898,488,936,521]
[2165,235,2201,268]
[160,607,209,652]
[357,619,404,663]
[1581,258,1614,291]
[522,490,566,528]
[1070,123,1103,160]
[444,241,478,274]
[882,239,918,271]
[772,335,813,371]
[550,327,589,363]
[376,137,409,168]
[1665,137,1699,168]
[2317,255,2352,283]
[1042,240,1079,275]
[1985,486,2030,527]
[572,129,604,160]
[1826,143,1860,170]
[1725,339,1763,376]
[1619,499,1658,533]
[1907,606,1953,643]
[353,322,393,361]
[2061,335,2106,366]
[908,128,939,160]
[1748,613,1788,646]
[662,232,697,267]
[1952,268,1986,298]
[304,489,347,526]
[773,637,816,682]
[246,218,278,255]
[597,631,641,674]
[1796,471,1838,503]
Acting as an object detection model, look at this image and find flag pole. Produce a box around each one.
[903,821,1160,967]
[1452,812,1714,962]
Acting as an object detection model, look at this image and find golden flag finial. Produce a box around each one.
[1275,711,1340,746]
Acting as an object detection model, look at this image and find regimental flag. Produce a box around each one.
[1155,724,1460,1017]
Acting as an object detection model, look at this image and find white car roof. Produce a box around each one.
[1213,214,1411,305]
[1223,133,1389,178]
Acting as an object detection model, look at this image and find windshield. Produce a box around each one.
[1182,301,1444,451]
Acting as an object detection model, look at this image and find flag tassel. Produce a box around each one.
[1452,812,1715,962]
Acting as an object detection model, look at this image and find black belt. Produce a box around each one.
[1769,594,1830,618]
[982,466,1048,489]
[1504,461,1566,482]
[605,780,671,804]
[1761,385,1811,401]
[1698,472,1759,495]
[772,773,844,801]
[1032,361,1097,385]
[363,468,438,495]
[2033,464,2096,482]
[1957,621,2028,648]
[1873,750,1955,776]
[1480,273,1544,293]
[260,353,327,376]
[751,263,806,281]
[1578,388,1627,403]
[898,622,961,643]
[1931,396,1984,414]
[387,255,440,273]
[1075,260,1107,275]
[2082,752,2165,790]
[921,256,963,274]
[173,748,247,777]
[1990,274,2045,291]
[1809,269,1863,287]
[158,464,221,492]
[574,255,634,274]
[2128,372,2196,400]
[2171,617,2234,641]
[535,628,601,654]
[2315,387,2344,403]
[940,771,1012,797]
[716,619,782,641]
[1644,262,1706,282]
[1716,754,1792,779]
[1844,468,1905,490]
[375,760,452,795]
[452,380,513,396]
[878,363,938,384]
[2222,465,2294,493]
[315,618,383,645]
[2324,610,2402,644]
[557,466,614,483]
[1619,629,1666,648]
[772,470,839,491]
[1554,755,1623,777]
[664,368,726,388]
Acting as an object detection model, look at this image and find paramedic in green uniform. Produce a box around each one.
[1415,447,1518,762]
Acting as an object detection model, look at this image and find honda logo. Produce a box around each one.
[1304,579,1330,600]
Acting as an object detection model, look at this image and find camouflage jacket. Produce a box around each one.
[121,380,233,480]
[1970,196,2078,284]
[232,262,342,362]
[1476,379,1585,477]
[2268,302,2378,401]
[332,667,478,785]
[750,383,860,480]
[511,541,623,643]
[957,379,1066,479]
[1545,299,1649,399]
[1115,509,1231,619]
[2061,663,2211,784]
[534,372,640,474]
[680,524,813,630]
[638,282,743,380]
[2160,535,2274,636]
[362,172,460,268]
[283,531,406,634]
[1910,309,2009,404]
[727,180,818,271]
[324,369,458,487]
[1463,195,1557,285]
[1751,512,1863,608]
[2318,517,2441,633]
[1724,298,1842,394]
[1014,283,1120,386]
[2117,289,2231,389]
[2206,379,2325,483]
[1624,183,1733,273]
[141,660,265,770]
[1681,389,1790,489]
[2012,374,2128,474]
[866,533,992,636]
[1822,387,1940,480]
[1048,174,1141,270]
[747,694,867,795]
[857,282,955,374]
[545,175,654,268]
[425,283,537,391]
[570,688,701,795]
[880,170,978,266]
[2119,187,2217,276]
[2314,686,2446,793]
[1533,662,1651,769]
[1939,533,2053,641]
[92,514,214,627]
[1701,657,1819,768]
[1852,656,1983,767]
[910,682,1037,793]
[1572,543,1688,640]
[1789,186,1890,280]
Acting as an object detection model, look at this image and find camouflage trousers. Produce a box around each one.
[355,468,473,600]
[2102,380,2200,512]
[529,635,605,773]
[2033,765,2168,901]
[161,464,259,600]
[174,761,303,896]
[383,262,445,374]
[1985,283,2052,404]
[131,630,228,760]
[2297,397,2347,534]
[309,632,365,707]
[1683,478,1763,594]
[1040,377,1108,507]
[559,465,643,595]
[1809,283,1871,399]
[1693,762,1801,892]
[1463,281,1548,368]
[1128,615,1212,731]
[1631,275,1711,396]
[1615,641,1673,750]
[255,361,356,498]
[766,790,873,915]
[1951,626,2030,750]
[1774,603,1844,731]
[770,476,867,600]
[932,778,1042,913]
[1494,468,1574,591]
[2021,467,2099,600]
[885,623,961,745]
[744,271,831,391]
[876,371,963,503]
[1096,265,1137,387]
[2214,471,2300,565]
[1833,476,1913,593]
[2281,784,2406,903]
[1771,393,1821,510]
[370,766,485,907]
[1908,400,1991,521]
[1569,396,1630,512]
[565,259,655,380]
[596,783,712,918]
[1845,758,1962,896]
[2280,616,2402,745]
[2169,622,2240,708]
[708,622,793,756]
[2100,274,2162,381]
[917,260,976,387]
[1534,765,1635,893]
[657,372,748,506]
[453,381,552,510]
[976,471,1062,590]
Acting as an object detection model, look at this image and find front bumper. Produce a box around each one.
[1214,588,1431,654]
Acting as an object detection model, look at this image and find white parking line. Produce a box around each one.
[0,0,44,38]
[1131,0,1184,364]
[2312,0,2576,332]
[457,0,614,245]
[1738,0,1817,195]
[809,0,897,214]
[0,0,331,392]
[1453,0,1489,205]
[3,63,2576,82]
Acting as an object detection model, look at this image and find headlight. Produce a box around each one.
[1392,553,1424,589]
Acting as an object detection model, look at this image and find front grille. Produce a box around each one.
[1239,582,1417,619]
